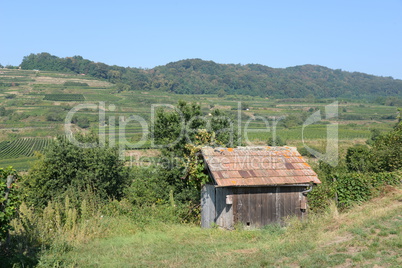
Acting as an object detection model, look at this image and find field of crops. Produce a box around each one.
[43,94,85,101]
[0,138,52,159]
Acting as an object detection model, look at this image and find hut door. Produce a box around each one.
[233,187,304,227]
[233,187,277,228]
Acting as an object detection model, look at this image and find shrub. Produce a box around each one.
[22,135,128,208]
[298,146,318,158]
[63,81,89,87]
[370,122,402,172]
[124,166,172,206]
[308,182,336,212]
[335,173,372,208]
[267,136,286,146]
[345,145,372,172]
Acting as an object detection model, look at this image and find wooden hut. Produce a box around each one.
[200,146,321,229]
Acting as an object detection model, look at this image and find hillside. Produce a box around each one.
[20,53,402,100]
[0,68,400,170]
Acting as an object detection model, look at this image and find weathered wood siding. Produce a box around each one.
[201,184,216,228]
[201,186,307,229]
[215,187,234,229]
[232,186,306,228]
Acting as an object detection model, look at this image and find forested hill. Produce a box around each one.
[20,53,402,99]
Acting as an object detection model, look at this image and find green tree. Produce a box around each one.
[22,135,127,208]
[370,121,402,172]
[217,89,226,97]
[151,101,238,201]
[345,120,402,173]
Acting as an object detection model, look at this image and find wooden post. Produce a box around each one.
[2,175,16,207]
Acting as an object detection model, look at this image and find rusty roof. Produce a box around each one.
[201,146,321,187]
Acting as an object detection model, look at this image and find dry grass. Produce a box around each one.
[30,186,402,267]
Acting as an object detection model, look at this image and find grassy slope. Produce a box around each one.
[40,186,402,267]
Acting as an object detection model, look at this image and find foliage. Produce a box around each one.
[5,94,16,99]
[345,121,402,173]
[298,146,318,158]
[335,173,372,208]
[366,128,382,145]
[124,166,172,206]
[20,53,402,99]
[280,113,309,128]
[267,136,286,146]
[76,116,90,129]
[63,81,88,87]
[309,170,402,211]
[151,101,238,201]
[43,94,85,101]
[3,191,105,267]
[46,111,64,122]
[21,135,127,208]
[307,181,336,212]
[0,167,19,242]
[345,144,372,172]
[369,122,402,172]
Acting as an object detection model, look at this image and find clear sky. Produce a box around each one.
[1,0,402,79]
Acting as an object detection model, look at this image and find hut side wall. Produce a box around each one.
[201,186,307,229]
[215,187,234,229]
[232,186,305,228]
[201,184,216,228]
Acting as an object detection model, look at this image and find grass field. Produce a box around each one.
[33,185,402,267]
[0,69,399,170]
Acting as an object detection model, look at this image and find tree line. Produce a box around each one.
[20,53,402,100]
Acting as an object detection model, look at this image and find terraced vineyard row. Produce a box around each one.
[43,94,85,101]
[0,138,52,159]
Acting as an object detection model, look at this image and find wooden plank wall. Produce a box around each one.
[232,186,305,228]
[201,184,216,228]
[202,186,306,229]
[215,187,234,229]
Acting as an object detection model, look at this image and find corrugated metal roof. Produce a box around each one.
[201,146,321,187]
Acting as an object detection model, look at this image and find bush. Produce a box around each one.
[76,117,90,128]
[124,166,173,206]
[63,81,89,87]
[267,136,286,146]
[345,145,372,172]
[5,94,16,99]
[308,182,336,212]
[335,173,372,208]
[370,122,402,172]
[46,112,64,122]
[298,146,319,158]
[22,135,128,208]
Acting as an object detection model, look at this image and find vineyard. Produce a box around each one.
[43,94,85,101]
[0,138,52,159]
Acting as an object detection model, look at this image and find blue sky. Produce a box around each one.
[1,0,402,79]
